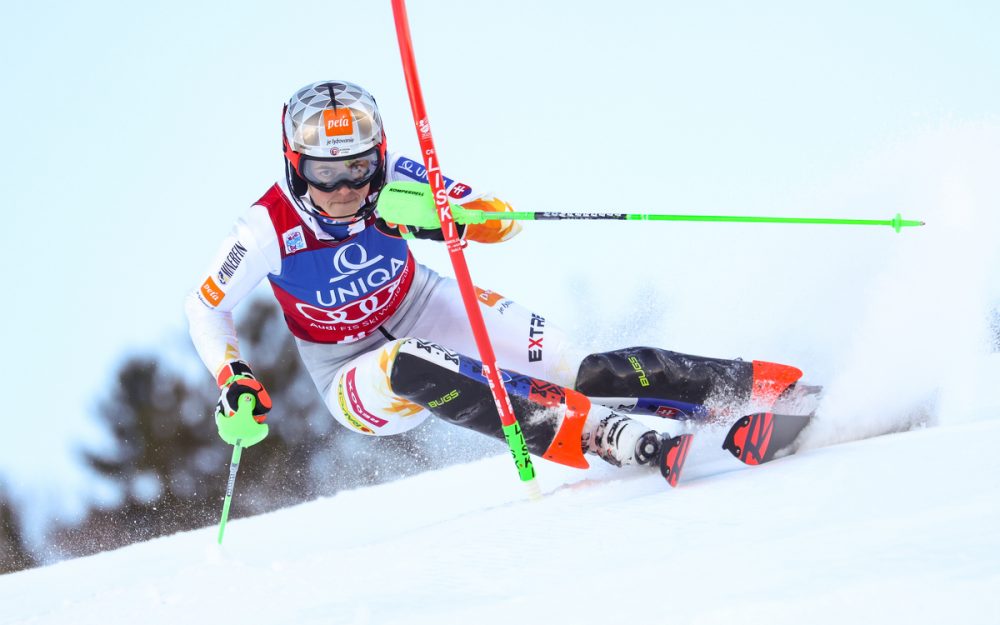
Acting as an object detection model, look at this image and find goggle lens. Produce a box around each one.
[299,149,380,191]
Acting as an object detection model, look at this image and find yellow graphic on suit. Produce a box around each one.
[379,345,424,416]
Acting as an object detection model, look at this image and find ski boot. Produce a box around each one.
[588,412,693,487]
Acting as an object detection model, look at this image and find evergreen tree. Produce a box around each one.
[51,356,224,554]
[0,483,36,574]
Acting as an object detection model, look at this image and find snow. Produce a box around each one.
[2,408,998,624]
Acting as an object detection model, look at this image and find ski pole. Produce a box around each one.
[526,212,925,233]
[215,393,268,544]
[391,0,540,498]
[217,441,243,545]
[377,181,926,233]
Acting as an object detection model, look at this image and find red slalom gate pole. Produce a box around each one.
[390,0,539,495]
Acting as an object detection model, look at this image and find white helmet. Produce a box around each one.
[281,81,388,222]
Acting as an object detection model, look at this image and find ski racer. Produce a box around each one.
[185,80,806,479]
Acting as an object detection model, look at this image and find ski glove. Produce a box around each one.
[375,195,520,243]
[215,360,271,447]
[375,218,466,241]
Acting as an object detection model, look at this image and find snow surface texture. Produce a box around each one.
[2,406,998,625]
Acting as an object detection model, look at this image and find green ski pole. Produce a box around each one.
[217,441,243,545]
[377,181,926,233]
[215,393,268,544]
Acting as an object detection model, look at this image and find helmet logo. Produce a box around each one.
[323,108,354,137]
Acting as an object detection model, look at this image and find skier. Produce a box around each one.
[186,80,806,480]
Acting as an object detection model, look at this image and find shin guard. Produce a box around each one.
[574,347,802,416]
[388,338,591,468]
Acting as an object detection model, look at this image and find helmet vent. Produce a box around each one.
[323,83,339,110]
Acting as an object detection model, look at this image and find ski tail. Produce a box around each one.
[658,433,694,487]
[722,412,812,465]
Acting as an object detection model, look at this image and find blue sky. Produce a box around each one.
[2,0,998,527]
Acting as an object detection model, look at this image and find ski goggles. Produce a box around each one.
[298,148,381,191]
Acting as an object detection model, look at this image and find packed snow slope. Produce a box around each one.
[2,387,998,625]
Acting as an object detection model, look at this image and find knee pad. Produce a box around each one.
[329,339,431,436]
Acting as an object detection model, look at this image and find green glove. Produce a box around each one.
[376,181,487,227]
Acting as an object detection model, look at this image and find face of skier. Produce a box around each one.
[307,182,371,221]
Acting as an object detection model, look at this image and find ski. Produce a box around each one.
[722,412,813,465]
[658,433,694,487]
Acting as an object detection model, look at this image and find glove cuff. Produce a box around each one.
[216,359,255,388]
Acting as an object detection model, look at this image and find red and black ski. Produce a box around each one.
[722,412,812,465]
[658,433,694,487]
